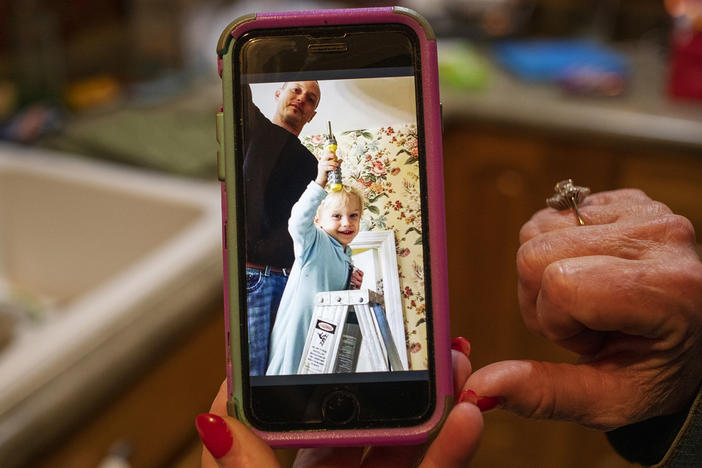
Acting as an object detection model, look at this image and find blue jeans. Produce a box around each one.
[246,267,287,376]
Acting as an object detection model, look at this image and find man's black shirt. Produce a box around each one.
[243,88,318,269]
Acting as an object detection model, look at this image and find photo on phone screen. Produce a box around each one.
[234,28,433,409]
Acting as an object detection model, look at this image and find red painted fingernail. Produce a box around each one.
[196,413,233,459]
[476,396,501,412]
[451,337,471,357]
[458,389,478,405]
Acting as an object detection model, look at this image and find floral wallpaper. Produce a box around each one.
[302,124,427,371]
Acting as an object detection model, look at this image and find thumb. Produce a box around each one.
[465,360,635,430]
[419,400,483,468]
[197,413,280,467]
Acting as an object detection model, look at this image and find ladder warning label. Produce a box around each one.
[305,320,337,373]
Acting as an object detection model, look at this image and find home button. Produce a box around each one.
[322,390,359,425]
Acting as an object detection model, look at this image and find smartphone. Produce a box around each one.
[216,7,452,447]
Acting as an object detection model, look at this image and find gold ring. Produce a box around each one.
[546,179,591,225]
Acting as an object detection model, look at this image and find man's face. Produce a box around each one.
[274,81,320,133]
[316,195,361,248]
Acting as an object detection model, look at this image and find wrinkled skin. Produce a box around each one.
[465,189,702,430]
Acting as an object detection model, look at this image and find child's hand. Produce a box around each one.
[315,149,340,187]
[350,268,364,289]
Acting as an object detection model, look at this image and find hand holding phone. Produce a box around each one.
[199,349,483,467]
[217,7,452,446]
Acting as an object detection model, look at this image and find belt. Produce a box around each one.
[246,263,290,276]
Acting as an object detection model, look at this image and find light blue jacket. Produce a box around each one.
[266,182,352,376]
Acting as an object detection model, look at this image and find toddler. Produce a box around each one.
[266,153,364,375]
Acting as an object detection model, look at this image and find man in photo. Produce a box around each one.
[243,81,321,376]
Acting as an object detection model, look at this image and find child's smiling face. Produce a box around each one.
[316,194,362,248]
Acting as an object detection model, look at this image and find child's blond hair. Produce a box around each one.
[316,185,364,218]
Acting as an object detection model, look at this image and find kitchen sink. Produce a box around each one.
[0,144,222,465]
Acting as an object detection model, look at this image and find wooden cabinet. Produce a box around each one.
[443,120,702,468]
[31,299,225,468]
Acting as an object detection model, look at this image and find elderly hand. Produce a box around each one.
[198,340,483,467]
[465,188,702,430]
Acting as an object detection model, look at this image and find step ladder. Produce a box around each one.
[298,289,405,374]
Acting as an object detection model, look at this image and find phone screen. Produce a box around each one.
[231,24,434,429]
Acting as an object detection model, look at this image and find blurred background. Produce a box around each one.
[1,0,701,466]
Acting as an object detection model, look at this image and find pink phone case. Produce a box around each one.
[216,7,453,447]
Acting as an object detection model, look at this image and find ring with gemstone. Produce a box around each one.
[546,179,591,225]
